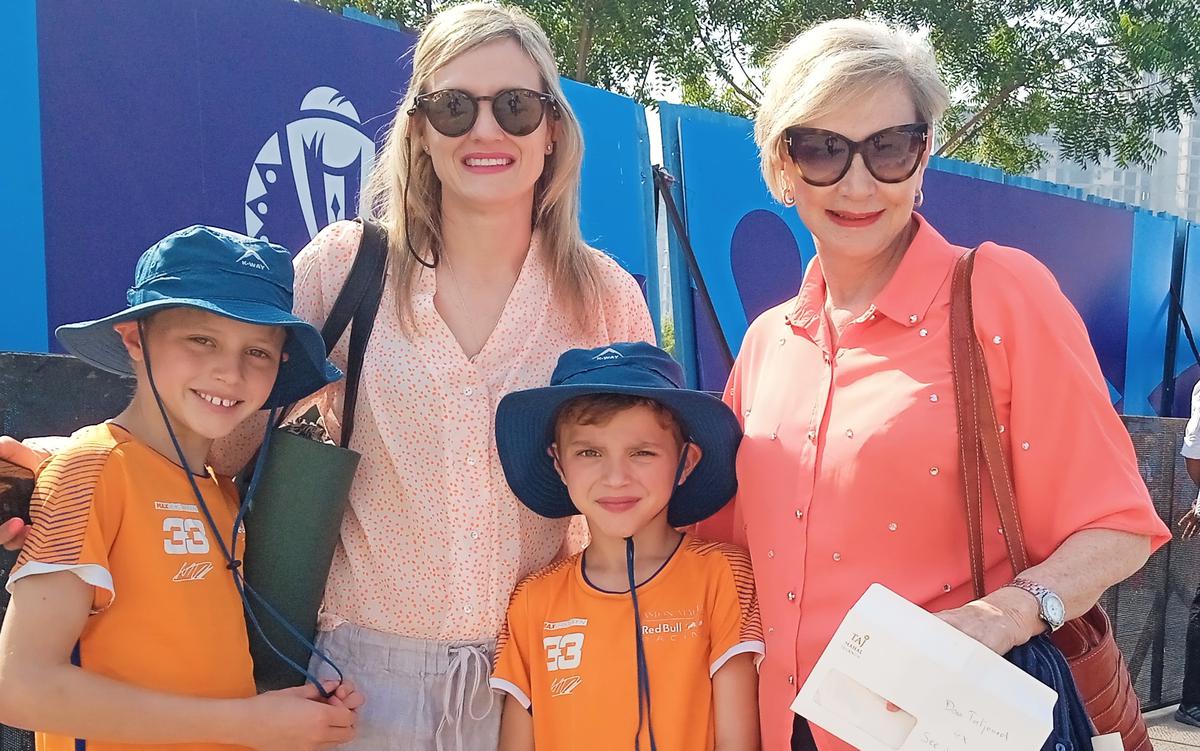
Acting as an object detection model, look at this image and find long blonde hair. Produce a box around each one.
[359,2,602,332]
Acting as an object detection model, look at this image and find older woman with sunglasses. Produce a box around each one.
[0,4,652,751]
[697,18,1169,751]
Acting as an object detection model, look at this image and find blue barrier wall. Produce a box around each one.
[1168,224,1200,416]
[1127,213,1181,416]
[5,0,658,353]
[2,0,48,353]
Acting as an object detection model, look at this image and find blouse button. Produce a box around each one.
[470,530,480,540]
[943,584,952,593]
[888,523,898,532]
[743,409,751,417]
[788,675,796,685]
[929,394,939,403]
[807,430,817,442]
[919,328,928,337]
[929,467,940,476]
[769,432,778,440]
[832,552,842,561]
[787,591,796,602]
[1021,441,1031,450]
[464,387,474,396]
[909,314,919,324]
[767,550,775,558]
[999,425,1006,433]
[779,337,786,346]
[845,429,854,439]
[993,335,1003,345]
[795,509,804,519]
[467,457,477,466]
[768,627,775,634]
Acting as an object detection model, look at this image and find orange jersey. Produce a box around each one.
[9,423,254,751]
[490,534,764,750]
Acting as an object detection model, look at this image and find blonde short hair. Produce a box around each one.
[360,2,602,332]
[754,18,950,200]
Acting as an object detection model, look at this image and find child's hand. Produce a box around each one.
[238,683,357,750]
[320,679,365,712]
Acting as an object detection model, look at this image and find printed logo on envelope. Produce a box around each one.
[841,632,871,658]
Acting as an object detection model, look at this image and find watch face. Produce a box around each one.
[1042,592,1067,627]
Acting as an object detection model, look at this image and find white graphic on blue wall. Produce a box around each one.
[245,86,377,242]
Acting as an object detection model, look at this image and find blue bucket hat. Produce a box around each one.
[495,342,741,528]
[56,225,342,409]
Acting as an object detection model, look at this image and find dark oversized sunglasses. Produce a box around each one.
[783,122,929,186]
[408,88,560,138]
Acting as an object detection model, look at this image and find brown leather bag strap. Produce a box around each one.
[950,249,987,598]
[950,248,1031,600]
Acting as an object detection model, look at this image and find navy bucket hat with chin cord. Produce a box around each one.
[494,341,742,528]
[55,225,342,408]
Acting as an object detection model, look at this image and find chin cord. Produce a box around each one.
[626,536,658,751]
[137,320,344,697]
[623,441,692,751]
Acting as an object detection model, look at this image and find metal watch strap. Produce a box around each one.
[1006,577,1063,631]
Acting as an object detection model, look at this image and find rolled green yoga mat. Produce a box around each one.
[242,428,359,691]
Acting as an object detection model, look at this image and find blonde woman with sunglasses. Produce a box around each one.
[144,4,646,750]
[279,6,651,749]
[695,18,1169,750]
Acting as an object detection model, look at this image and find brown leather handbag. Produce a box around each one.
[949,248,1150,751]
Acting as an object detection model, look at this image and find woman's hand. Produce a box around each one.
[0,436,50,551]
[0,437,48,472]
[934,587,1041,655]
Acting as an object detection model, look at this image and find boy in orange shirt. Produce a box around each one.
[491,342,763,750]
[0,227,361,751]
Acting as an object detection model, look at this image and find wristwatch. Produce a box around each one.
[1004,577,1067,632]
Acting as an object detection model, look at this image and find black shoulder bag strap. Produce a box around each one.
[319,217,388,449]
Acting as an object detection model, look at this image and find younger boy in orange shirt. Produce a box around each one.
[0,227,361,751]
[491,342,763,750]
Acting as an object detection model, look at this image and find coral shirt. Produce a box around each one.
[697,215,1171,750]
[10,423,254,751]
[215,220,655,641]
[490,535,764,750]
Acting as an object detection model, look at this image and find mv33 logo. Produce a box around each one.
[162,517,210,555]
[542,633,585,671]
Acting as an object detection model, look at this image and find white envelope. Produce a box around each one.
[791,584,1057,751]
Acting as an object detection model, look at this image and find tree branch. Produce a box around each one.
[691,14,760,106]
[1026,78,1174,96]
[575,1,594,82]
[937,81,1020,156]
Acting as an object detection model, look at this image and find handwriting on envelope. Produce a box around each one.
[791,584,1057,751]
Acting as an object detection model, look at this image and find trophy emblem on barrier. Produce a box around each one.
[245,86,377,244]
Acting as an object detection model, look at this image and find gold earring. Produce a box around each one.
[546,142,554,154]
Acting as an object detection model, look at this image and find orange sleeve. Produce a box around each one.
[490,578,535,710]
[706,544,764,676]
[975,246,1171,562]
[10,442,123,611]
